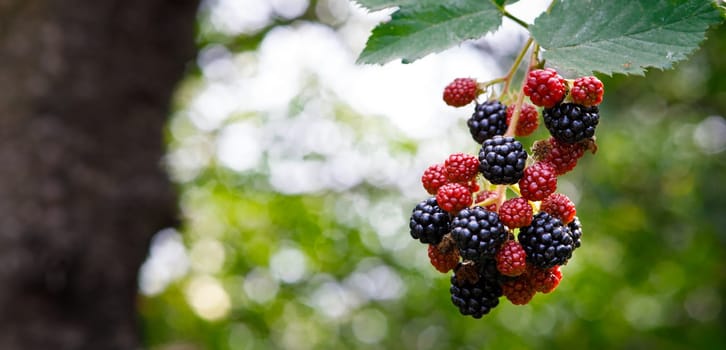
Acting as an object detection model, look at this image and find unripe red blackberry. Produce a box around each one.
[498,197,533,229]
[502,277,536,305]
[428,240,460,273]
[475,190,499,212]
[523,68,568,108]
[468,180,481,194]
[421,163,448,195]
[533,137,586,175]
[444,153,479,183]
[571,76,604,107]
[436,182,473,214]
[519,162,558,201]
[495,239,527,277]
[527,265,562,293]
[541,193,576,224]
[443,78,480,107]
[506,103,539,137]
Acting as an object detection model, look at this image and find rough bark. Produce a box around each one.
[0,1,199,349]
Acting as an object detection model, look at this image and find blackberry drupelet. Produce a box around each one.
[409,197,451,245]
[518,212,575,269]
[451,206,508,261]
[543,103,599,144]
[568,216,583,250]
[467,101,508,144]
[478,136,528,185]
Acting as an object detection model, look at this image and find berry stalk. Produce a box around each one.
[501,37,533,94]
[495,41,540,208]
[506,42,541,138]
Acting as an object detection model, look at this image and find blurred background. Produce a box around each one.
[138,0,726,349]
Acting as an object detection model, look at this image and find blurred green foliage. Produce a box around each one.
[140,3,725,349]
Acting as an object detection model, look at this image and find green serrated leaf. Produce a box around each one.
[357,0,503,64]
[531,0,724,76]
[353,1,407,10]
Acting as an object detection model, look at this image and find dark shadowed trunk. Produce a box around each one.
[0,1,199,349]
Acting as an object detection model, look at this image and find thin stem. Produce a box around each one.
[504,90,525,137]
[503,10,529,29]
[530,42,541,71]
[489,41,543,207]
[504,40,539,137]
[495,184,507,209]
[477,77,507,90]
[502,37,533,93]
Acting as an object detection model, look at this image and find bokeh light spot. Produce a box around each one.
[352,308,388,344]
[185,275,231,321]
[243,269,280,304]
[270,247,308,284]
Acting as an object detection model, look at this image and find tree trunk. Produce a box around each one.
[0,1,199,349]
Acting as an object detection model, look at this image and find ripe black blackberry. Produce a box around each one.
[478,258,507,283]
[568,216,583,250]
[543,103,599,144]
[450,264,503,318]
[451,206,508,261]
[467,101,507,144]
[409,197,451,245]
[518,212,575,269]
[478,136,528,185]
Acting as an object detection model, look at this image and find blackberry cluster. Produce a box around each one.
[525,69,604,145]
[405,70,602,318]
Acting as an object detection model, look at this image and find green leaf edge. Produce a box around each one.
[532,0,726,77]
[356,0,504,65]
